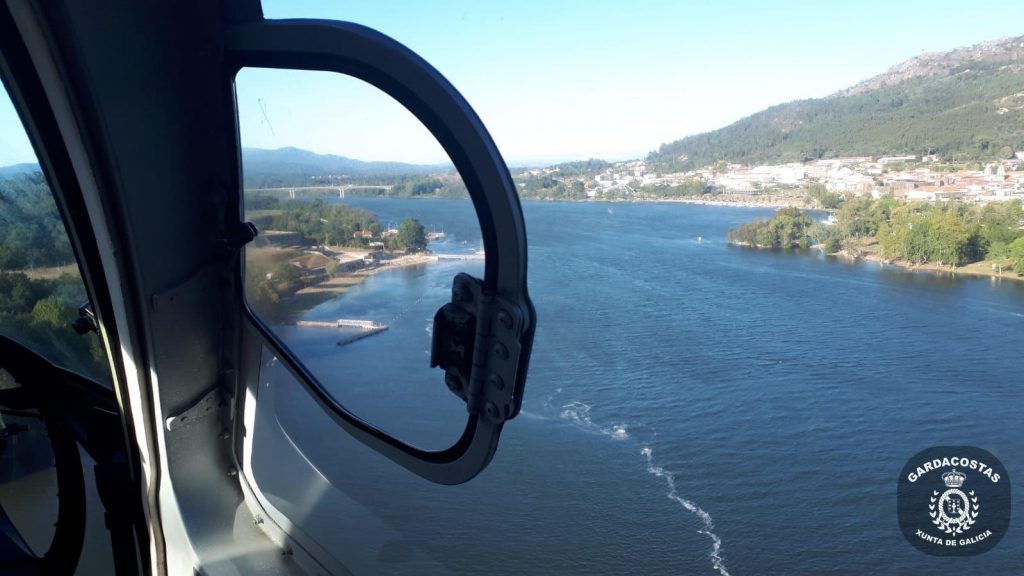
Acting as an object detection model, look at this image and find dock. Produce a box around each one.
[335,326,388,346]
[296,319,386,329]
[436,252,485,261]
[295,318,389,346]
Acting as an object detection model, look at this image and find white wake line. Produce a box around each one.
[560,401,630,440]
[642,447,730,576]
[558,400,730,575]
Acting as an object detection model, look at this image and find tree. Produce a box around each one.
[1008,237,1024,275]
[31,294,70,329]
[397,218,427,252]
[727,208,814,249]
[809,222,844,253]
[270,262,301,286]
[987,241,1009,260]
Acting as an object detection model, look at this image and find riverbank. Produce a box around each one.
[520,194,810,208]
[728,237,1023,282]
[839,242,1023,282]
[813,236,1022,282]
[249,245,439,322]
[637,194,808,209]
[295,251,437,295]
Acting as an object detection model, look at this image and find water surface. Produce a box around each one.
[254,199,1024,575]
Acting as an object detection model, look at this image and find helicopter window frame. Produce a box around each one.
[226,19,535,488]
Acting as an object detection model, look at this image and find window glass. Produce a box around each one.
[0,82,113,575]
[238,68,482,449]
[0,89,109,384]
[246,3,1024,574]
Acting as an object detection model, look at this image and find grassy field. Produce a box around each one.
[245,246,302,269]
[21,263,80,280]
[244,209,283,220]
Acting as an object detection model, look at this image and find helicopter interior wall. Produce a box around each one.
[6,0,305,573]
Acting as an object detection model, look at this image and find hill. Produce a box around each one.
[241,147,447,188]
[648,36,1024,171]
[0,163,41,176]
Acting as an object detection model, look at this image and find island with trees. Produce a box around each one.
[728,197,1024,279]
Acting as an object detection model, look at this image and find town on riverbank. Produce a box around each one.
[514,154,1024,206]
[238,149,1024,303]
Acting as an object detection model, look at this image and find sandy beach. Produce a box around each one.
[294,251,438,297]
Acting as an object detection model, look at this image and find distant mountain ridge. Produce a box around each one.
[648,35,1024,171]
[243,145,448,179]
[0,163,41,176]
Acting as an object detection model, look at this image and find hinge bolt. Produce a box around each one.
[492,342,509,360]
[445,373,463,392]
[488,374,505,390]
[497,310,513,330]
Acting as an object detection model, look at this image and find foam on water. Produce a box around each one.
[558,400,729,575]
[542,387,563,411]
[642,447,730,576]
[560,401,629,440]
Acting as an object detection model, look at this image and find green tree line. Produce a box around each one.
[0,174,76,268]
[0,272,107,377]
[266,199,379,247]
[727,208,815,249]
[0,175,108,379]
[729,197,1024,273]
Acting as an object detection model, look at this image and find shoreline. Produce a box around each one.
[728,240,1023,282]
[631,196,808,209]
[293,251,438,297]
[520,195,809,208]
[845,250,1023,282]
[270,251,440,322]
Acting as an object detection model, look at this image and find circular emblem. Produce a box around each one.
[898,446,1010,556]
[931,484,976,533]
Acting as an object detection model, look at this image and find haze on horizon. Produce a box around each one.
[2,1,1023,167]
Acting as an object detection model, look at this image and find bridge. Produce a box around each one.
[246,185,394,199]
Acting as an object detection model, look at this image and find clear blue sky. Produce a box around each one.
[3,1,1023,166]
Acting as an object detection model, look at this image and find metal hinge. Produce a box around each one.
[165,384,223,431]
[431,273,528,424]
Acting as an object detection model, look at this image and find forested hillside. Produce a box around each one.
[649,37,1024,171]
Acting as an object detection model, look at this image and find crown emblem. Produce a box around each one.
[942,469,966,488]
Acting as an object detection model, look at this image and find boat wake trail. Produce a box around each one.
[560,401,629,440]
[556,397,730,575]
[642,447,730,576]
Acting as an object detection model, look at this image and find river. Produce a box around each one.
[251,198,1024,575]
